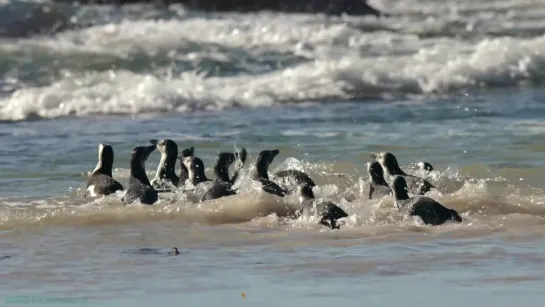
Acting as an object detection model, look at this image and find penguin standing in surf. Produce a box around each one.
[371,152,435,195]
[250,149,288,197]
[123,145,158,205]
[181,155,214,202]
[177,146,194,187]
[390,175,462,226]
[182,156,212,187]
[295,185,348,230]
[201,152,238,201]
[149,139,180,191]
[85,143,124,197]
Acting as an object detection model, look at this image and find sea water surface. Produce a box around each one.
[2,0,545,306]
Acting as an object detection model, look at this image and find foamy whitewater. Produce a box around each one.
[1,0,545,306]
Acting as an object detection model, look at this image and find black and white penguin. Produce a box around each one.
[168,247,180,256]
[201,152,238,201]
[122,145,158,205]
[182,156,212,187]
[416,161,434,172]
[85,143,124,197]
[371,152,434,195]
[181,155,214,202]
[177,146,194,187]
[295,185,348,230]
[391,175,462,226]
[149,139,179,190]
[250,149,287,197]
[272,169,316,194]
[366,160,391,199]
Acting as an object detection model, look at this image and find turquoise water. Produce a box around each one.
[2,0,545,306]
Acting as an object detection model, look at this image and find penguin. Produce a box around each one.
[391,175,462,226]
[85,143,124,197]
[178,146,195,187]
[371,152,435,195]
[122,145,158,205]
[295,185,348,230]
[201,152,238,201]
[250,149,288,197]
[366,160,391,199]
[182,156,212,187]
[416,161,434,172]
[149,139,179,190]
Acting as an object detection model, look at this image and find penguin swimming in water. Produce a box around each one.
[391,175,462,226]
[371,152,435,195]
[178,146,195,187]
[201,152,238,201]
[272,169,316,194]
[415,161,433,172]
[168,247,180,256]
[366,160,391,199]
[295,185,348,230]
[149,139,179,190]
[122,145,158,205]
[85,143,124,197]
[250,149,288,197]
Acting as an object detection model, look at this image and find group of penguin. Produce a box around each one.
[85,139,463,230]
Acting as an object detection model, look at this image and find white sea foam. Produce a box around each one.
[1,0,545,121]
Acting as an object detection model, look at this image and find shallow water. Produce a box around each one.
[2,0,545,306]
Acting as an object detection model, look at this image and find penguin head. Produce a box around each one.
[216,152,236,169]
[131,145,156,162]
[416,161,434,172]
[257,149,280,167]
[372,152,401,175]
[150,139,179,158]
[98,143,114,165]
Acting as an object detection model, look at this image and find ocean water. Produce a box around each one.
[2,0,545,306]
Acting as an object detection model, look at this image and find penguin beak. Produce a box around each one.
[271,149,280,157]
[149,139,159,145]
